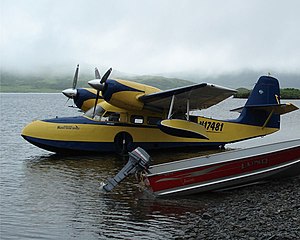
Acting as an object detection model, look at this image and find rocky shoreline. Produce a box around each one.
[184,176,300,240]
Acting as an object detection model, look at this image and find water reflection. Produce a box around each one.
[17,144,300,239]
[21,150,232,239]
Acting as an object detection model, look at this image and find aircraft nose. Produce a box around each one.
[21,120,57,152]
[21,120,39,139]
[21,119,60,145]
[62,88,77,98]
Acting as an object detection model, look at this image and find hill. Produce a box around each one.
[0,71,194,92]
[1,70,299,99]
[120,75,193,90]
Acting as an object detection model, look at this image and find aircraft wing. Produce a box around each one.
[139,83,237,112]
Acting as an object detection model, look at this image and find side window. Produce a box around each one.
[147,117,162,125]
[189,115,198,123]
[101,112,120,122]
[108,113,120,122]
[130,115,144,124]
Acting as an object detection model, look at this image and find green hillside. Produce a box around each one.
[0,71,194,92]
[1,71,299,99]
[121,75,193,90]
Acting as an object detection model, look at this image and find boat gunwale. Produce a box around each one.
[147,139,300,176]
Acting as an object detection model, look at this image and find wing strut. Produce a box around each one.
[167,95,175,119]
[186,98,190,120]
[262,109,274,129]
[167,95,191,120]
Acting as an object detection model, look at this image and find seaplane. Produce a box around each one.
[22,66,298,154]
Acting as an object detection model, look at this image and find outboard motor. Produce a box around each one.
[102,147,151,192]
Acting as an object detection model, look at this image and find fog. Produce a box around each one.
[1,0,300,77]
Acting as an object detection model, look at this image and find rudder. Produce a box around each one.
[234,76,280,128]
[245,76,280,107]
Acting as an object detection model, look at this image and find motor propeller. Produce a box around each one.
[95,67,101,80]
[62,64,79,102]
[88,67,112,117]
[88,67,112,91]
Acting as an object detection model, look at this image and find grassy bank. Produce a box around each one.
[234,88,300,99]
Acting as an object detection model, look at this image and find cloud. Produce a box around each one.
[1,0,300,76]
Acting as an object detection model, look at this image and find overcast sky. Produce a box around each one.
[1,0,300,76]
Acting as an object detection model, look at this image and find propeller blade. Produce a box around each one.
[64,97,71,106]
[95,67,101,79]
[72,64,79,89]
[93,90,100,118]
[100,68,112,84]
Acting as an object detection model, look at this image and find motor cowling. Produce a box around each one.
[102,79,160,111]
[101,147,151,192]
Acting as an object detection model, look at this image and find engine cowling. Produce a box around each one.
[102,79,160,111]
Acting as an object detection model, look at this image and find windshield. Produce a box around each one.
[84,105,105,118]
[84,105,120,122]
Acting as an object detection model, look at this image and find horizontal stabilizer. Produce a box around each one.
[231,103,299,115]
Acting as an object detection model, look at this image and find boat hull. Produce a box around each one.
[146,140,300,197]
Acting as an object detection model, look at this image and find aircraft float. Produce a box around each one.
[22,66,298,154]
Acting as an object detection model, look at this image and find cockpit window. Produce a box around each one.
[84,106,120,122]
[104,112,120,122]
[84,106,105,118]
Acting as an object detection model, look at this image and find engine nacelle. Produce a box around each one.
[102,79,160,111]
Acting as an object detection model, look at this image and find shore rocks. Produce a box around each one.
[184,176,300,239]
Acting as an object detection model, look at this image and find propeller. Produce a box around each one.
[91,67,101,116]
[73,64,79,89]
[95,67,101,79]
[62,64,79,100]
[88,67,112,117]
[88,67,112,91]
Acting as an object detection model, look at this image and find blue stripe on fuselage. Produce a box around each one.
[22,135,222,154]
[42,116,157,128]
[43,116,96,124]
[22,136,116,153]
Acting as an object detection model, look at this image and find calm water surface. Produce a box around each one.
[1,93,299,239]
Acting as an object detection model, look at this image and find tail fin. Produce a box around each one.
[232,76,281,128]
[244,76,280,107]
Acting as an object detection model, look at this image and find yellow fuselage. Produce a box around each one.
[21,112,278,154]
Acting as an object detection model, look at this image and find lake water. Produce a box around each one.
[0,93,299,239]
